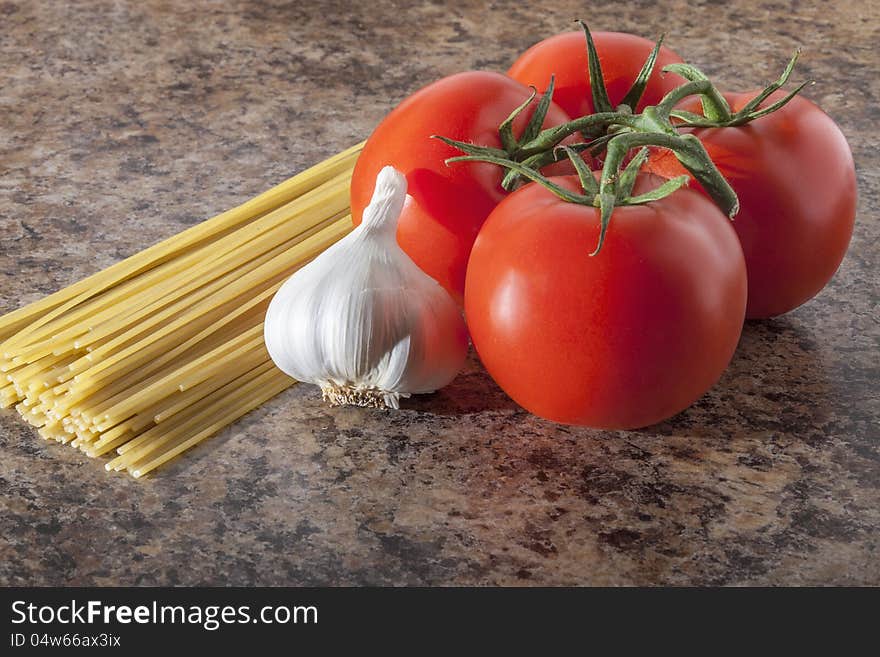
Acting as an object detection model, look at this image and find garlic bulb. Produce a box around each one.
[264,166,468,409]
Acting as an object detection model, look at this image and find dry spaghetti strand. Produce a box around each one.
[0,144,362,477]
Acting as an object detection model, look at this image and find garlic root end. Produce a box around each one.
[320,384,412,410]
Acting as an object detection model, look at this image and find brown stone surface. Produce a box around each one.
[0,0,877,585]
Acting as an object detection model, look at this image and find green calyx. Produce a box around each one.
[576,19,667,115]
[434,22,662,193]
[434,75,624,192]
[436,21,811,254]
[447,143,692,256]
[664,50,813,128]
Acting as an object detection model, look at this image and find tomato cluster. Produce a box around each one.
[350,29,856,429]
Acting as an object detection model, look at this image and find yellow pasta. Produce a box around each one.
[0,143,363,477]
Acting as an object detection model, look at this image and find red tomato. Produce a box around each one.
[465,175,747,429]
[350,71,573,302]
[508,30,686,118]
[647,91,857,318]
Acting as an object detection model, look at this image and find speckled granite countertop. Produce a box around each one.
[1,0,877,586]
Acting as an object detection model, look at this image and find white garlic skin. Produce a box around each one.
[264,166,468,409]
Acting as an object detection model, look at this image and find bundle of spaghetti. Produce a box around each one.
[0,142,364,478]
